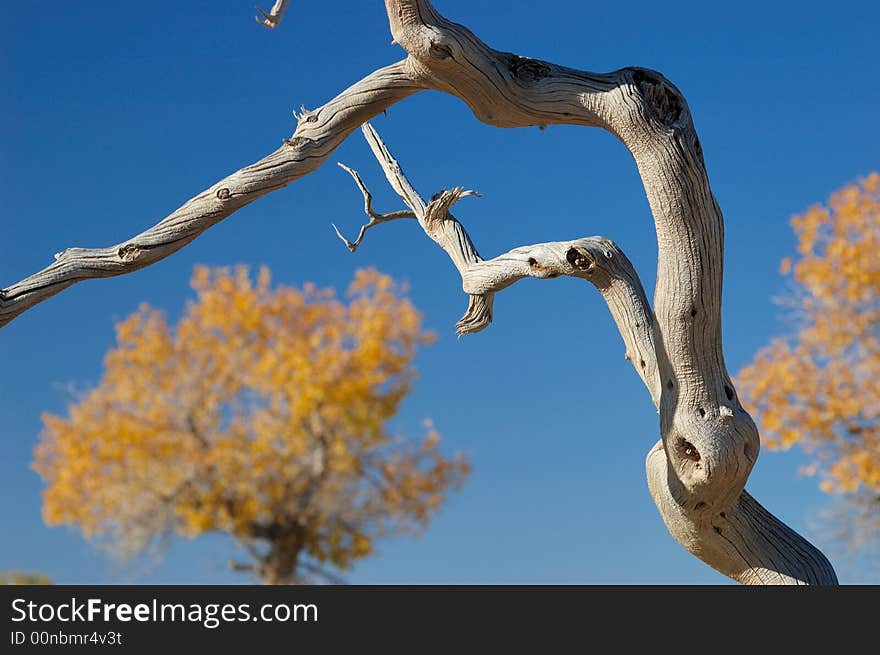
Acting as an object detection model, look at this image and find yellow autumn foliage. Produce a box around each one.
[33,266,470,582]
[0,572,53,585]
[738,173,880,500]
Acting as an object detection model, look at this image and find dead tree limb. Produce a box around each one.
[255,1,292,29]
[336,113,834,584]
[0,1,837,584]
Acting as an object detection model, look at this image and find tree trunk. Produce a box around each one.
[259,545,300,585]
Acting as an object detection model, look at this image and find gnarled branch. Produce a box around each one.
[380,0,835,585]
[336,123,658,380]
[1,1,837,583]
[339,101,834,584]
[0,61,425,328]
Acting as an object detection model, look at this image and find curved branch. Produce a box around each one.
[647,442,838,584]
[340,124,661,401]
[344,123,836,584]
[0,61,424,328]
[344,123,835,582]
[332,162,417,252]
[256,0,291,29]
[379,0,836,585]
[338,124,491,335]
[1,1,836,583]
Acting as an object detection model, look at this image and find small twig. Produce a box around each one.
[332,163,416,252]
[255,0,291,29]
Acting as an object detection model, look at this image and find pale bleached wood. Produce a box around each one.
[0,62,424,328]
[332,162,417,252]
[343,120,837,584]
[0,1,836,583]
[338,123,658,379]
[339,124,491,335]
[256,0,291,29]
[379,1,837,584]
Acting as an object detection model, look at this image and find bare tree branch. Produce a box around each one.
[255,0,291,29]
[332,163,416,252]
[347,95,834,585]
[338,123,661,393]
[1,1,837,583]
[229,560,255,573]
[0,61,425,328]
[379,0,837,585]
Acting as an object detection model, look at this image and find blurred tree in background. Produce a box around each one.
[738,172,880,557]
[34,266,469,584]
[0,572,52,585]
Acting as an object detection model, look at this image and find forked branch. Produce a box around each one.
[332,163,416,252]
[339,113,836,584]
[1,1,837,584]
[337,124,661,400]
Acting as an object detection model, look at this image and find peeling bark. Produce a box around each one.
[0,2,837,584]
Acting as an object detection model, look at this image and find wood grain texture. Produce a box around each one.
[380,0,836,583]
[0,61,423,328]
[1,1,837,583]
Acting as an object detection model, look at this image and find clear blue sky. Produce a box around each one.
[1,1,877,584]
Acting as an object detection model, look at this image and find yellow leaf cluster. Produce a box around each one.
[737,173,880,496]
[33,266,469,574]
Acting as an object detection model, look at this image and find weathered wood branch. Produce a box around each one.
[339,124,661,396]
[0,61,424,328]
[1,1,836,583]
[646,443,840,584]
[256,0,291,29]
[345,119,837,584]
[332,162,417,253]
[378,0,837,583]
[339,124,492,335]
